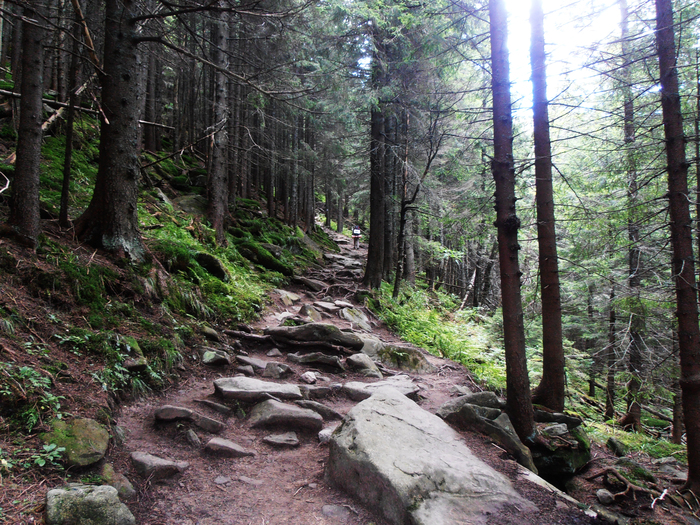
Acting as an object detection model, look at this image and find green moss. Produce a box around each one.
[236,240,294,276]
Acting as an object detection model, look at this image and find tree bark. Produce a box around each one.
[489,0,535,443]
[605,286,617,420]
[655,0,700,493]
[529,0,565,412]
[74,0,146,261]
[6,3,47,248]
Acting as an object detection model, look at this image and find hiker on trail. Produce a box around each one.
[352,226,361,249]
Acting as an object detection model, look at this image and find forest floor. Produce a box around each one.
[0,224,695,524]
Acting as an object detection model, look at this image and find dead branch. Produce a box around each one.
[586,467,658,500]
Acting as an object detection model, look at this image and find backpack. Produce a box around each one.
[352,228,361,236]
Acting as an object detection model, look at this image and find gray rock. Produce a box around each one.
[322,504,352,521]
[237,365,256,376]
[377,344,435,373]
[296,277,327,292]
[214,377,302,402]
[40,418,110,468]
[236,355,269,371]
[191,413,225,434]
[267,348,283,357]
[200,325,221,342]
[262,362,292,379]
[542,423,570,437]
[300,371,317,384]
[263,432,300,447]
[657,463,687,481]
[458,391,504,409]
[123,356,148,372]
[204,437,256,458]
[238,476,264,486]
[326,388,536,525]
[340,307,372,332]
[299,385,334,399]
[314,301,340,313]
[288,351,345,370]
[319,423,340,444]
[249,399,324,431]
[130,452,189,481]
[274,289,301,306]
[596,489,615,505]
[201,348,230,366]
[299,304,323,322]
[264,323,364,350]
[100,464,136,500]
[46,484,135,525]
[342,375,419,401]
[185,429,202,448]
[607,437,628,457]
[534,409,583,430]
[193,399,233,415]
[345,353,382,378]
[295,400,343,421]
[334,300,354,308]
[154,405,193,422]
[214,476,231,485]
[358,334,385,358]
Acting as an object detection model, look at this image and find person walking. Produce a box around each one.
[352,226,361,249]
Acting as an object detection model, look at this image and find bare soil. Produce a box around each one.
[0,225,694,524]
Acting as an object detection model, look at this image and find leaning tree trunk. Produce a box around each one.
[489,0,535,443]
[655,0,700,494]
[529,0,565,412]
[74,0,146,261]
[5,3,47,248]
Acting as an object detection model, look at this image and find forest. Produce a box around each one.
[1,0,700,521]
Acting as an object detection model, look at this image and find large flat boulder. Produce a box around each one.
[249,400,323,431]
[341,375,419,401]
[213,377,302,402]
[326,388,535,525]
[263,323,364,350]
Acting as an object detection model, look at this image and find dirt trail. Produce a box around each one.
[112,230,609,525]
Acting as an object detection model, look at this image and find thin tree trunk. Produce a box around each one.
[489,0,535,443]
[59,16,80,228]
[655,0,700,493]
[605,286,617,420]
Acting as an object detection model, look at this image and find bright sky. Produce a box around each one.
[504,0,622,110]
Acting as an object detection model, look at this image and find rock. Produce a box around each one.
[295,400,343,420]
[204,437,256,458]
[195,253,229,281]
[542,423,570,437]
[299,304,323,322]
[319,423,340,444]
[214,476,231,485]
[596,489,615,505]
[314,301,340,313]
[614,457,656,483]
[130,452,189,480]
[200,325,221,342]
[46,484,135,525]
[112,425,127,446]
[249,399,324,431]
[437,400,536,473]
[300,371,317,384]
[300,385,334,399]
[341,375,419,401]
[275,289,301,306]
[154,405,193,422]
[345,353,382,378]
[185,429,202,448]
[100,464,136,500]
[123,356,148,372]
[236,355,269,371]
[377,344,435,373]
[262,362,292,379]
[322,504,352,521]
[456,391,504,409]
[214,377,303,402]
[607,437,628,457]
[263,432,300,447]
[288,352,345,370]
[267,348,283,357]
[334,300,354,308]
[201,347,230,366]
[41,418,110,468]
[340,307,372,331]
[193,399,233,415]
[264,323,364,350]
[358,334,385,358]
[237,365,255,376]
[531,426,591,483]
[534,409,583,430]
[191,413,226,434]
[238,476,264,486]
[657,463,687,481]
[295,276,327,292]
[326,388,535,525]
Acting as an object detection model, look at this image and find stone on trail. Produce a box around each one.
[341,375,419,401]
[299,371,317,384]
[314,301,340,313]
[326,388,536,525]
[154,405,193,422]
[295,276,327,292]
[204,437,256,458]
[263,431,300,448]
[186,429,202,448]
[191,412,226,434]
[299,303,323,322]
[345,353,382,378]
[100,463,136,500]
[295,399,343,421]
[236,355,269,371]
[262,361,293,379]
[267,348,283,357]
[340,307,372,332]
[214,377,303,402]
[130,452,189,481]
[377,344,435,373]
[193,398,233,415]
[288,351,345,370]
[40,418,110,468]
[334,300,354,308]
[201,347,230,366]
[237,365,255,376]
[200,325,221,342]
[264,323,364,350]
[249,399,324,431]
[46,484,135,525]
[318,423,340,444]
[274,289,301,306]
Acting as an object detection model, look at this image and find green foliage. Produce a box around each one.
[0,363,65,432]
[586,422,687,464]
[31,443,65,469]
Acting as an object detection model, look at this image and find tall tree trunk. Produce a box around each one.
[74,0,146,261]
[5,3,47,248]
[529,0,565,412]
[489,0,535,442]
[364,102,386,288]
[655,0,700,493]
[605,286,617,420]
